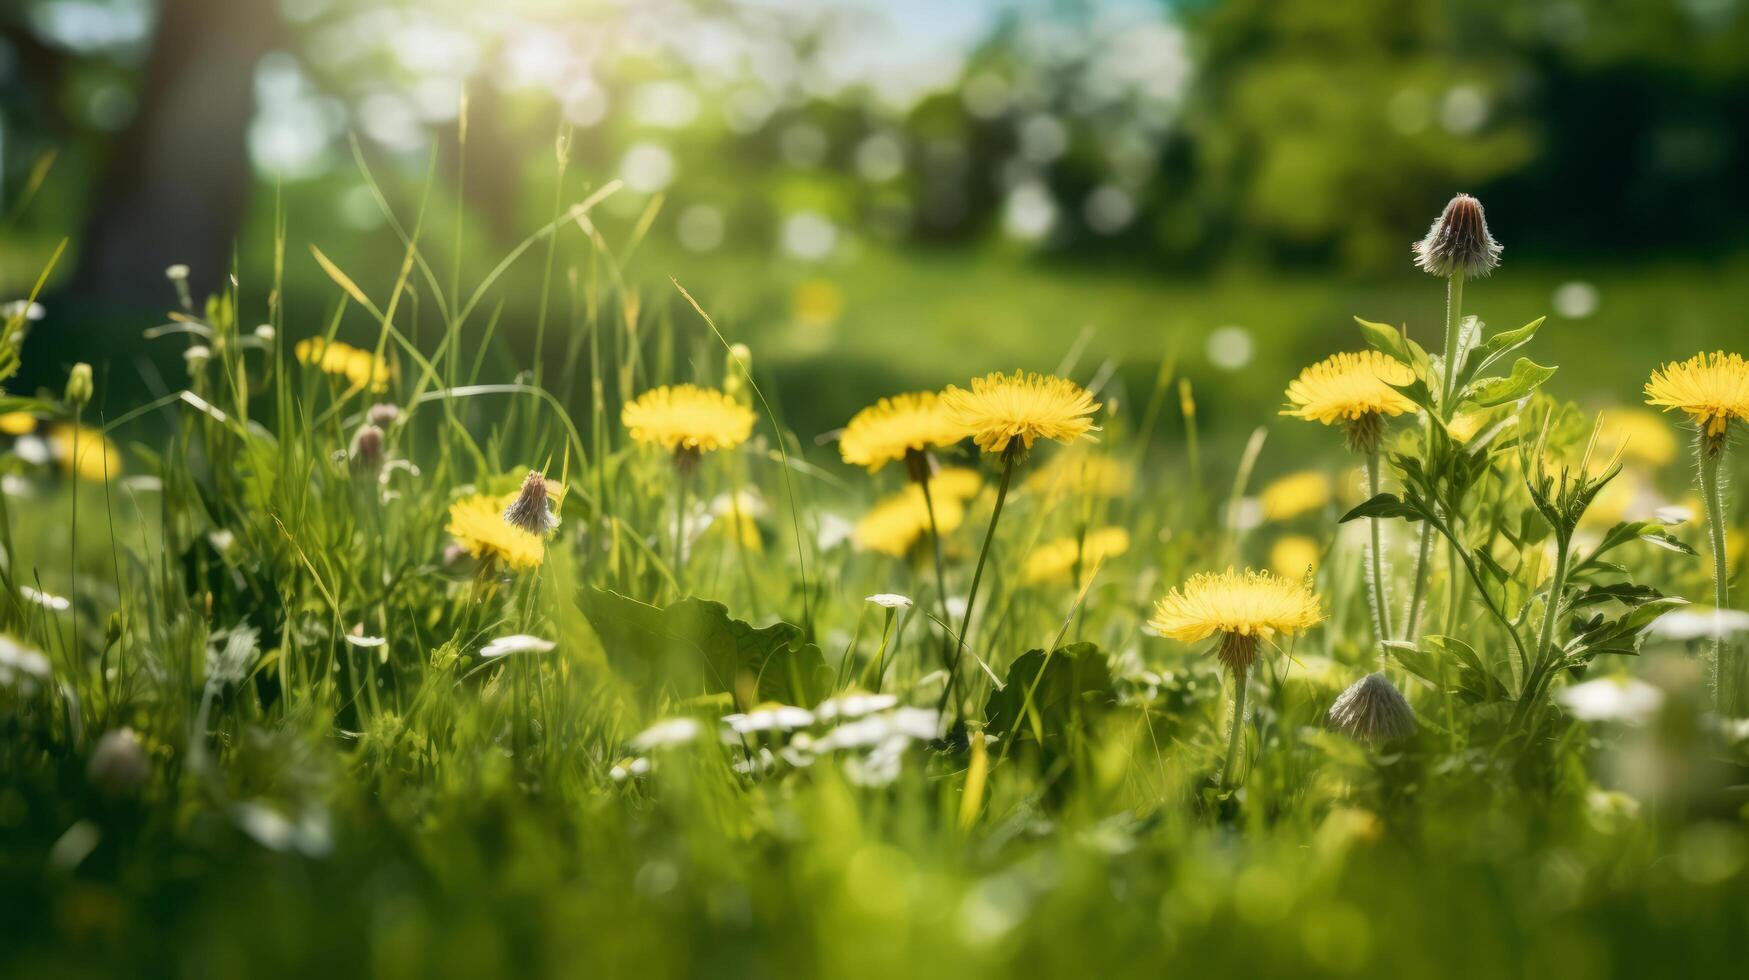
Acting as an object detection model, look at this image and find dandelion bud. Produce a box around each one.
[88,727,151,797]
[64,363,94,408]
[367,403,402,427]
[1327,672,1418,743]
[184,345,212,373]
[1412,193,1502,279]
[350,424,385,476]
[502,469,560,535]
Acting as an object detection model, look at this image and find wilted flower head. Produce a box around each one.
[349,424,384,476]
[1412,193,1502,278]
[940,371,1100,456]
[88,727,151,797]
[502,470,561,536]
[367,403,402,427]
[1327,672,1418,742]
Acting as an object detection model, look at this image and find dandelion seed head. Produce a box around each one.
[1327,672,1418,742]
[502,470,561,536]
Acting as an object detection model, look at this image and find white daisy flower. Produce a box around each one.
[1556,676,1663,724]
[630,717,702,751]
[814,692,898,722]
[481,634,557,658]
[866,593,913,610]
[723,704,815,734]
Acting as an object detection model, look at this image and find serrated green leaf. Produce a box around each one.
[1353,316,1432,376]
[578,588,832,708]
[1339,493,1424,523]
[1465,357,1558,408]
[1461,316,1546,388]
[985,643,1115,750]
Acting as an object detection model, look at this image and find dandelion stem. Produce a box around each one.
[917,464,955,675]
[1220,662,1248,792]
[1699,437,1733,713]
[1365,449,1393,654]
[1440,272,1466,413]
[1403,525,1432,638]
[940,448,1018,721]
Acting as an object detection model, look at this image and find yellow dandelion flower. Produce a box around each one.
[853,485,965,557]
[940,371,1100,455]
[0,411,37,436]
[1595,407,1677,469]
[621,384,756,455]
[1644,351,1749,439]
[1269,535,1323,579]
[1258,469,1332,522]
[295,338,391,392]
[1149,568,1323,647]
[1282,351,1417,426]
[926,466,983,501]
[446,493,543,570]
[839,391,966,471]
[1023,448,1134,498]
[1022,527,1131,584]
[48,424,122,481]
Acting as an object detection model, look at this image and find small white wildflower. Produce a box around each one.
[232,801,332,857]
[165,264,190,281]
[630,717,702,751]
[21,585,70,611]
[0,635,52,684]
[890,706,944,740]
[723,704,815,734]
[1,474,31,499]
[733,747,778,775]
[843,735,909,787]
[781,733,817,768]
[709,489,767,518]
[815,512,854,551]
[208,529,235,553]
[1647,607,1749,642]
[866,593,913,610]
[1557,676,1664,724]
[14,435,50,466]
[814,692,898,722]
[184,345,212,369]
[610,757,653,782]
[253,324,276,343]
[481,634,557,658]
[344,634,386,649]
[3,300,46,322]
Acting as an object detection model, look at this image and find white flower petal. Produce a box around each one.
[480,634,557,658]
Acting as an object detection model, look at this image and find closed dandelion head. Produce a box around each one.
[349,424,385,476]
[1022,527,1130,585]
[839,391,967,472]
[1149,568,1322,672]
[502,469,561,536]
[853,484,965,557]
[1644,351,1749,452]
[1327,672,1418,743]
[367,402,402,428]
[621,383,755,457]
[447,493,543,570]
[1283,351,1416,451]
[1413,193,1502,279]
[940,371,1100,456]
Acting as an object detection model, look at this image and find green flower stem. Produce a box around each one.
[673,464,691,597]
[1365,449,1393,654]
[1440,272,1467,411]
[1220,663,1249,792]
[939,448,1018,720]
[1699,437,1733,713]
[1532,536,1571,692]
[916,462,956,674]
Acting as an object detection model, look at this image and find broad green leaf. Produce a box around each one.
[1339,493,1424,523]
[578,588,832,708]
[1464,357,1557,408]
[984,643,1116,750]
[1353,316,1432,376]
[1462,316,1546,387]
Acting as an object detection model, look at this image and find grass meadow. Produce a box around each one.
[3,180,1749,980]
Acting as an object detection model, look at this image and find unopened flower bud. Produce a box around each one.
[88,727,151,797]
[502,469,560,535]
[367,403,402,427]
[1327,672,1418,742]
[184,345,211,372]
[350,424,385,476]
[1412,193,1502,279]
[64,363,93,408]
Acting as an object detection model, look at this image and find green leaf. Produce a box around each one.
[1461,316,1546,387]
[984,643,1116,749]
[1338,493,1424,524]
[578,588,832,708]
[1464,357,1558,408]
[1425,635,1511,703]
[1353,316,1432,376]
